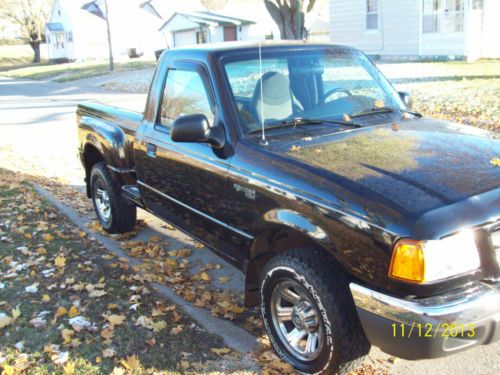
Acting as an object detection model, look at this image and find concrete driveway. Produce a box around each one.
[0,76,498,374]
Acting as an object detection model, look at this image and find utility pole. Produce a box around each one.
[103,0,114,71]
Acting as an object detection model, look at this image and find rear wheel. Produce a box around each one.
[260,248,370,374]
[90,162,136,233]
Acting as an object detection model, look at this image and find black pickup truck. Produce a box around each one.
[78,42,500,374]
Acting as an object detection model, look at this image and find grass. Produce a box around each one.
[0,44,38,67]
[378,60,500,131]
[0,168,234,374]
[2,59,155,82]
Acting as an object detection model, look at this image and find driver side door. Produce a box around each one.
[136,61,232,254]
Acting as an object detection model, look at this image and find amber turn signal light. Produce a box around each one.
[388,239,425,283]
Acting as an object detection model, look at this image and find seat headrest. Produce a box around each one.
[253,71,293,125]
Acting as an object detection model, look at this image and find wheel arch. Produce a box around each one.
[244,209,338,307]
[82,142,106,197]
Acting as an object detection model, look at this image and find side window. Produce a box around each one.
[160,69,214,128]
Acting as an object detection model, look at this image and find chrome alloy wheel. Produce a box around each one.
[270,279,324,361]
[95,187,111,222]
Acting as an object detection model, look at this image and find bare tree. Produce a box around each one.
[0,0,53,63]
[264,0,317,39]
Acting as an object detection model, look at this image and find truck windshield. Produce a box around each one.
[223,47,405,134]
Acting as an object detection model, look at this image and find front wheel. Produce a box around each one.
[90,162,137,233]
[260,249,370,374]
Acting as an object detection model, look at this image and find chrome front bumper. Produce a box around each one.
[349,282,500,359]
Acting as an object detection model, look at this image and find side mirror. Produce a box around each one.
[398,91,413,110]
[171,114,225,149]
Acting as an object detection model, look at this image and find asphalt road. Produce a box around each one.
[1,76,499,374]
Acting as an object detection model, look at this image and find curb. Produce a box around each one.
[33,183,259,354]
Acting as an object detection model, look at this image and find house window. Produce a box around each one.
[472,0,483,10]
[366,0,378,31]
[423,0,464,33]
[196,31,207,44]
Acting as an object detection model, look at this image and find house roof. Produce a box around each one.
[46,22,65,31]
[159,11,254,32]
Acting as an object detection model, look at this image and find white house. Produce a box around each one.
[45,0,165,62]
[330,0,500,61]
[159,12,257,48]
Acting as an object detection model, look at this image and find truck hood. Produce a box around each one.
[279,118,500,219]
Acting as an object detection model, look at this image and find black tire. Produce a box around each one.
[260,248,370,374]
[90,161,136,233]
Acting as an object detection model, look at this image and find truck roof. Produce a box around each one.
[165,40,355,59]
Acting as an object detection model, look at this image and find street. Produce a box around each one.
[1,76,499,375]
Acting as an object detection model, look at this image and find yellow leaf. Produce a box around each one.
[107,314,126,326]
[290,145,301,152]
[11,307,21,320]
[343,113,352,122]
[42,233,55,242]
[1,365,15,375]
[37,247,47,255]
[79,231,87,238]
[68,306,79,318]
[55,255,66,268]
[55,306,68,318]
[230,304,245,314]
[107,303,119,310]
[490,157,500,166]
[177,248,191,257]
[63,362,75,375]
[218,276,230,284]
[42,294,51,302]
[199,271,211,281]
[0,315,13,329]
[374,99,385,108]
[211,347,232,355]
[99,277,105,283]
[61,329,74,344]
[152,320,167,332]
[96,357,102,364]
[120,355,140,370]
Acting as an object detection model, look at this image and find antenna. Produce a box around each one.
[258,42,268,146]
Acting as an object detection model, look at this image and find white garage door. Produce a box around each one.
[174,31,196,47]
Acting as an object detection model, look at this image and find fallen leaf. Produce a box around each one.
[55,255,66,268]
[290,145,301,152]
[42,233,55,242]
[55,306,68,319]
[490,157,500,166]
[51,351,69,365]
[218,276,230,284]
[103,348,116,358]
[211,347,231,355]
[107,314,126,326]
[68,306,79,318]
[199,271,211,281]
[0,313,13,329]
[63,361,75,375]
[42,294,51,302]
[152,320,167,332]
[120,355,140,370]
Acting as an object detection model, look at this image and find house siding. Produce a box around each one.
[330,0,420,57]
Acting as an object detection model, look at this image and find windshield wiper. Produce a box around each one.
[352,107,422,118]
[248,117,362,134]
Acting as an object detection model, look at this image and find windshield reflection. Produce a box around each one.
[223,47,405,134]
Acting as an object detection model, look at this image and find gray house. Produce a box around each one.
[330,0,500,61]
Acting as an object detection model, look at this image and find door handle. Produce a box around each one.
[146,143,157,158]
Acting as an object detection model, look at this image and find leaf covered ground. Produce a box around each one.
[0,168,257,374]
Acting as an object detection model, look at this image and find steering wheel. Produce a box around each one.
[324,87,353,101]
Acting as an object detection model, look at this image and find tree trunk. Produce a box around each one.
[264,0,306,40]
[30,41,41,63]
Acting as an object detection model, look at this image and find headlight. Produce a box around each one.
[389,230,480,283]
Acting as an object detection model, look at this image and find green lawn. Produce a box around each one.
[0,44,38,67]
[2,59,156,82]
